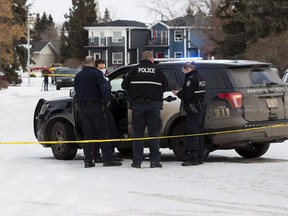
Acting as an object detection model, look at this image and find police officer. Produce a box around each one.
[93,58,122,163]
[173,61,206,166]
[121,51,168,168]
[74,56,122,168]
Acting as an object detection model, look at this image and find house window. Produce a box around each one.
[174,52,182,58]
[174,30,183,42]
[161,31,167,45]
[94,53,101,60]
[100,32,105,46]
[112,31,122,42]
[91,32,94,43]
[112,52,123,64]
[156,52,163,58]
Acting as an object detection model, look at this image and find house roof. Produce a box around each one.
[162,16,196,27]
[31,41,58,54]
[151,14,208,28]
[87,19,148,28]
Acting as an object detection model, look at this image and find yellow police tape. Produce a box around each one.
[0,123,287,145]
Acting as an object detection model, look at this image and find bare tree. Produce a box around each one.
[244,30,288,75]
[141,0,225,59]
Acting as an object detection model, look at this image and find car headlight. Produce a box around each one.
[71,78,74,82]
[39,104,49,116]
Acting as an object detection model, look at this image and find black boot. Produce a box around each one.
[103,160,122,167]
[181,161,199,166]
[131,161,141,168]
[84,161,95,168]
[150,162,162,168]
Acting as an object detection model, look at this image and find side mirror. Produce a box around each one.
[70,89,76,97]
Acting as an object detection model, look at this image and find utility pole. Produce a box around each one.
[27,5,31,86]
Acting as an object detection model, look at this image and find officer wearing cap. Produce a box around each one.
[121,51,168,168]
[173,61,206,166]
[74,56,122,168]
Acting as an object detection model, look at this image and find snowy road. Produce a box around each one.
[1,77,288,216]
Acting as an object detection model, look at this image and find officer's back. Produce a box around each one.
[74,63,108,104]
[121,52,168,101]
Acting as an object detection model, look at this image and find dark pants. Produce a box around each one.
[93,109,117,157]
[80,103,113,163]
[44,79,48,91]
[186,109,206,163]
[132,100,162,163]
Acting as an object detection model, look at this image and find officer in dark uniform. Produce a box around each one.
[74,56,122,168]
[173,61,206,166]
[121,51,168,168]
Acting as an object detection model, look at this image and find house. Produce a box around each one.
[84,20,150,68]
[146,15,210,59]
[31,41,58,68]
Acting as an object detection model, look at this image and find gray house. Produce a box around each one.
[84,20,150,68]
[31,41,58,68]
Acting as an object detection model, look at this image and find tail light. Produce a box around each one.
[218,92,243,108]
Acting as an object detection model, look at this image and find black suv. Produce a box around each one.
[34,60,288,160]
[53,68,79,90]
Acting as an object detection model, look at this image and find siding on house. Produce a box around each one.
[85,20,150,68]
[31,41,58,67]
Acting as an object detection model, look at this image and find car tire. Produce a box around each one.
[171,121,210,161]
[33,98,46,139]
[235,143,270,158]
[56,85,60,90]
[171,122,189,161]
[50,121,77,160]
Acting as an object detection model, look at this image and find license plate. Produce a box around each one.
[266,98,278,108]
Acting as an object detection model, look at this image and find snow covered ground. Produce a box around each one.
[1,76,288,216]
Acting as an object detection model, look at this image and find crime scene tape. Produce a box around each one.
[0,123,287,145]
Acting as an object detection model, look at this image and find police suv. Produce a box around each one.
[34,60,288,161]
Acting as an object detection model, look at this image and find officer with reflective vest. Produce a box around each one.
[121,51,168,168]
[173,61,206,166]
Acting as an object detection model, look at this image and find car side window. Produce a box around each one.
[109,71,127,91]
[159,65,183,91]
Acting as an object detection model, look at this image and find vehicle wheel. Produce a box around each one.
[171,122,189,161]
[50,122,77,160]
[33,98,46,139]
[171,122,210,161]
[56,85,60,90]
[235,143,270,158]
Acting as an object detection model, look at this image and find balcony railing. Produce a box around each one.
[146,38,168,46]
[88,38,106,47]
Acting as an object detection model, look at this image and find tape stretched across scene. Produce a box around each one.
[0,123,286,145]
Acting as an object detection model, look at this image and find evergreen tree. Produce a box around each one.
[64,0,98,60]
[215,0,288,59]
[102,8,112,23]
[11,0,28,70]
[59,23,71,63]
